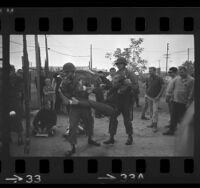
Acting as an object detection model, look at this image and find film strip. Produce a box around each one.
[0,7,200,184]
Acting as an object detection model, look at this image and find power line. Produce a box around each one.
[10,49,35,54]
[10,40,45,48]
[49,49,90,58]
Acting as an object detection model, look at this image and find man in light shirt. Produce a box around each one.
[163,66,194,135]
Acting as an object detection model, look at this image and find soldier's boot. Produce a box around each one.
[125,135,133,145]
[103,135,115,145]
[65,145,76,157]
[88,137,101,146]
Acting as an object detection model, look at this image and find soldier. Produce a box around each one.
[59,62,100,156]
[103,57,138,145]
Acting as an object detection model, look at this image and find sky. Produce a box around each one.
[7,35,194,72]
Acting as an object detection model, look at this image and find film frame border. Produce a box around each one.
[0,7,200,184]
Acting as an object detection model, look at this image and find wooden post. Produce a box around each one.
[23,35,31,154]
[35,35,41,108]
[45,35,49,77]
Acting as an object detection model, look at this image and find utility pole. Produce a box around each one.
[90,44,92,70]
[45,35,49,77]
[188,48,190,62]
[165,43,169,75]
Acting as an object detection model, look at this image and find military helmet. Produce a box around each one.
[63,62,76,72]
[115,57,128,65]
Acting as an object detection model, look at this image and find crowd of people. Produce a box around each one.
[4,56,194,156]
[56,57,194,156]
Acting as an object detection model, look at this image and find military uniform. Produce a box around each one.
[105,78,133,136]
[104,57,138,145]
[60,73,94,145]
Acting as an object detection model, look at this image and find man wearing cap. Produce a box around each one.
[146,67,165,133]
[103,57,138,145]
[58,62,100,156]
[163,66,194,135]
[164,67,178,129]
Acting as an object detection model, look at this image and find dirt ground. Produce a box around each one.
[10,97,178,157]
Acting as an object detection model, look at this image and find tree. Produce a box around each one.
[181,61,194,76]
[105,38,147,73]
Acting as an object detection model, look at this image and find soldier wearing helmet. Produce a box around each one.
[58,62,100,156]
[104,57,138,145]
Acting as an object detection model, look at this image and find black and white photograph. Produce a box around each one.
[8,35,194,157]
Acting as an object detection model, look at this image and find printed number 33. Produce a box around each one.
[26,175,41,184]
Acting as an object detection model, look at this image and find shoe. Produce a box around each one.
[141,116,149,120]
[88,139,101,146]
[103,138,115,145]
[65,147,76,157]
[125,136,133,145]
[163,130,175,135]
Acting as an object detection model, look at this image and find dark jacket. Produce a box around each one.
[33,108,57,128]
